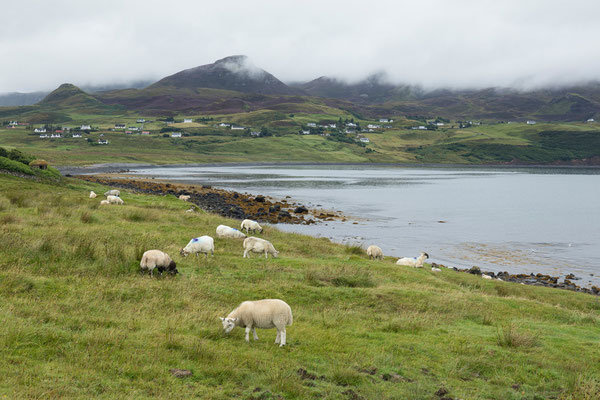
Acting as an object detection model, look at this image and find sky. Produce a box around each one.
[2,0,600,92]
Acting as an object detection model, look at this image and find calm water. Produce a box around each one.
[129,164,600,285]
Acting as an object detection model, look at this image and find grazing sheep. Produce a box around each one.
[89,191,97,199]
[220,299,293,346]
[243,237,279,259]
[180,236,214,258]
[185,208,195,213]
[366,245,384,260]
[482,274,492,280]
[107,195,124,205]
[100,200,110,205]
[104,190,120,197]
[241,219,263,234]
[179,195,191,201]
[431,267,441,272]
[216,224,246,239]
[140,250,178,276]
[396,252,429,268]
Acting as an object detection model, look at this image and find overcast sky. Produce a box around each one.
[2,0,599,92]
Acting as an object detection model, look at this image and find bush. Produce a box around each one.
[7,149,35,165]
[0,147,7,158]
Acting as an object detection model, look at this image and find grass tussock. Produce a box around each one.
[496,323,540,348]
[80,210,96,224]
[0,214,19,224]
[561,374,600,400]
[344,243,364,255]
[305,266,376,288]
[5,192,30,208]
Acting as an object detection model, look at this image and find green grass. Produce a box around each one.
[0,173,599,399]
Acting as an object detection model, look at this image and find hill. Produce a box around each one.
[150,55,298,96]
[0,173,599,399]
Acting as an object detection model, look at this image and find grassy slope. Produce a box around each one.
[1,174,599,399]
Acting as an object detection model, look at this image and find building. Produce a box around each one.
[359,137,370,143]
[183,118,193,123]
[526,120,536,125]
[219,123,230,127]
[39,134,49,138]
[136,119,145,123]
[125,130,132,134]
[307,122,317,127]
[231,125,245,130]
[50,134,61,138]
[329,123,337,128]
[301,130,310,135]
[250,131,261,137]
[115,124,126,129]
[81,125,91,130]
[346,122,357,127]
[587,118,595,123]
[367,124,381,129]
[128,126,139,131]
[379,118,393,123]
[98,139,109,145]
[141,131,150,135]
[34,128,46,133]
[72,133,82,138]
[171,132,182,138]
[436,122,445,126]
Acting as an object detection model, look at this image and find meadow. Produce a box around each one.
[1,173,600,399]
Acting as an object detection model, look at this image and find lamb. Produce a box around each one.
[220,299,293,346]
[180,235,214,258]
[140,250,178,276]
[396,252,429,268]
[89,191,97,199]
[107,195,124,205]
[241,219,263,234]
[100,200,110,205]
[243,237,279,259]
[104,190,120,197]
[216,224,246,239]
[179,195,191,201]
[366,245,384,260]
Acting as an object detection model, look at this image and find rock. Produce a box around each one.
[435,387,449,397]
[278,210,291,218]
[467,266,481,275]
[170,369,192,378]
[297,368,318,380]
[254,195,265,203]
[269,204,281,213]
[294,206,308,213]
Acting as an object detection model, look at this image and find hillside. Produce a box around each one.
[150,55,298,96]
[0,173,599,399]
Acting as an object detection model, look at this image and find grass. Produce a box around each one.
[0,173,600,399]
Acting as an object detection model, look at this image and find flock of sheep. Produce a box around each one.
[89,189,431,346]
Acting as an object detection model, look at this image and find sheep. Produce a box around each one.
[104,189,120,197]
[180,236,214,258]
[431,267,441,272]
[243,237,279,259]
[185,208,195,213]
[140,250,178,276]
[216,224,246,239]
[107,195,124,205]
[396,252,429,268]
[89,191,97,199]
[241,219,263,234]
[220,299,293,346]
[366,245,384,260]
[179,195,191,201]
[482,274,492,280]
[100,200,110,205]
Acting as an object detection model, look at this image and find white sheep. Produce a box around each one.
[140,250,178,276]
[431,267,441,272]
[180,236,214,258]
[396,252,429,268]
[100,200,110,205]
[179,195,191,201]
[104,189,120,197]
[185,208,195,213]
[216,224,246,239]
[243,237,279,259]
[482,274,492,280]
[107,195,124,205]
[89,191,97,199]
[241,219,263,234]
[366,245,384,260]
[220,299,293,346]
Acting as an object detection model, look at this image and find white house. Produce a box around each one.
[301,130,310,135]
[9,121,18,126]
[81,125,91,130]
[128,126,139,131]
[329,123,337,128]
[98,139,109,145]
[171,132,182,138]
[34,128,46,133]
[183,118,193,123]
[115,124,126,129]
[436,122,445,126]
[526,120,536,125]
[39,134,49,138]
[307,122,317,127]
[136,119,145,123]
[231,125,245,130]
[359,137,370,143]
[346,122,357,127]
[72,133,82,138]
[219,123,231,127]
[587,118,595,123]
[367,124,381,129]
[50,134,61,138]
[379,118,393,123]
[250,131,261,137]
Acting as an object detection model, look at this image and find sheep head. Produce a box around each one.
[220,317,237,333]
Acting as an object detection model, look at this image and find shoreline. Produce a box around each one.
[58,161,600,176]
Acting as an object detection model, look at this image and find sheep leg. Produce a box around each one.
[280,328,286,347]
[245,326,252,342]
[275,330,281,344]
[264,251,268,259]
[252,327,259,341]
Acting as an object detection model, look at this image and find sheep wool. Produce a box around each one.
[140,250,177,276]
[243,237,278,259]
[366,245,384,260]
[216,224,246,239]
[221,299,293,346]
[396,252,429,268]
[89,191,97,199]
[241,219,263,234]
[180,236,214,258]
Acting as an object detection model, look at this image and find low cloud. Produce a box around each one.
[1,0,599,92]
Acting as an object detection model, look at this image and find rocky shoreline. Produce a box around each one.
[75,175,345,225]
[433,264,600,296]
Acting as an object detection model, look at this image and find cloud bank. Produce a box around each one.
[1,0,599,92]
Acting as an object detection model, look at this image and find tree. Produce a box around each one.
[260,127,271,137]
